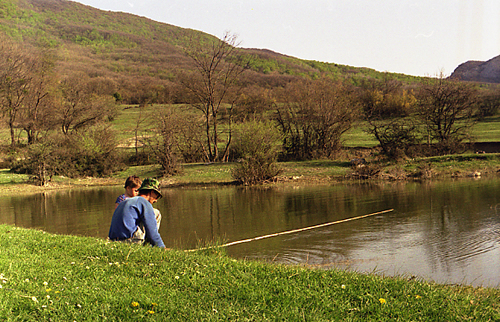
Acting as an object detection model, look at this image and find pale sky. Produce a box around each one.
[72,0,500,77]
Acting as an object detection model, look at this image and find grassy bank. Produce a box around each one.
[0,225,498,321]
[2,152,500,196]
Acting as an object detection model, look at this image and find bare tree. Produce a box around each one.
[18,51,59,145]
[181,32,247,162]
[0,37,36,145]
[0,37,59,145]
[366,118,420,159]
[417,73,478,154]
[132,105,147,164]
[276,78,359,160]
[143,106,181,176]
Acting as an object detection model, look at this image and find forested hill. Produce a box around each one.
[0,0,422,88]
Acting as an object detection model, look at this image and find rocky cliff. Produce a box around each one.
[450,55,500,83]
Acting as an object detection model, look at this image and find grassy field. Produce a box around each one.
[472,115,500,142]
[343,114,500,148]
[0,225,498,321]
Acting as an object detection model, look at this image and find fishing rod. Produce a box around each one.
[188,208,394,252]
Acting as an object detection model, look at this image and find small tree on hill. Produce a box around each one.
[56,72,117,135]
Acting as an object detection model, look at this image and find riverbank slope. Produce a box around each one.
[0,225,498,321]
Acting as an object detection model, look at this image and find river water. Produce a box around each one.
[1,178,499,288]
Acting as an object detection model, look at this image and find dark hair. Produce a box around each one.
[124,175,142,189]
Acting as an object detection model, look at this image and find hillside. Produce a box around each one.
[450,55,500,83]
[0,0,420,95]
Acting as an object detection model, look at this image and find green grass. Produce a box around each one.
[0,224,498,321]
[343,123,378,148]
[0,169,29,184]
[111,105,154,142]
[399,153,500,175]
[178,163,234,183]
[472,115,500,142]
[343,115,500,148]
[279,160,352,178]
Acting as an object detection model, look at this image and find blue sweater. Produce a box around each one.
[108,196,165,248]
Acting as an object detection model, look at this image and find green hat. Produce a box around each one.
[138,178,162,199]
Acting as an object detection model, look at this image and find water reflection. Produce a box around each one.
[0,179,499,287]
[1,187,119,238]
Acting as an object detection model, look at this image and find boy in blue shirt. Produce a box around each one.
[109,178,165,248]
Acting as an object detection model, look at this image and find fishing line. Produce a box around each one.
[187,208,394,252]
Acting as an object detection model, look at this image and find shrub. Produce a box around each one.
[60,126,123,177]
[12,126,123,183]
[231,121,282,184]
[366,118,420,160]
[22,141,58,186]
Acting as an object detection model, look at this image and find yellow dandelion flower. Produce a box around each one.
[131,301,139,307]
[415,295,422,299]
[379,298,386,304]
[148,310,155,314]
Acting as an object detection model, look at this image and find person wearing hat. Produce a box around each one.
[108,178,165,248]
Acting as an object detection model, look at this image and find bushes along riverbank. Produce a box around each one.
[2,153,500,196]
